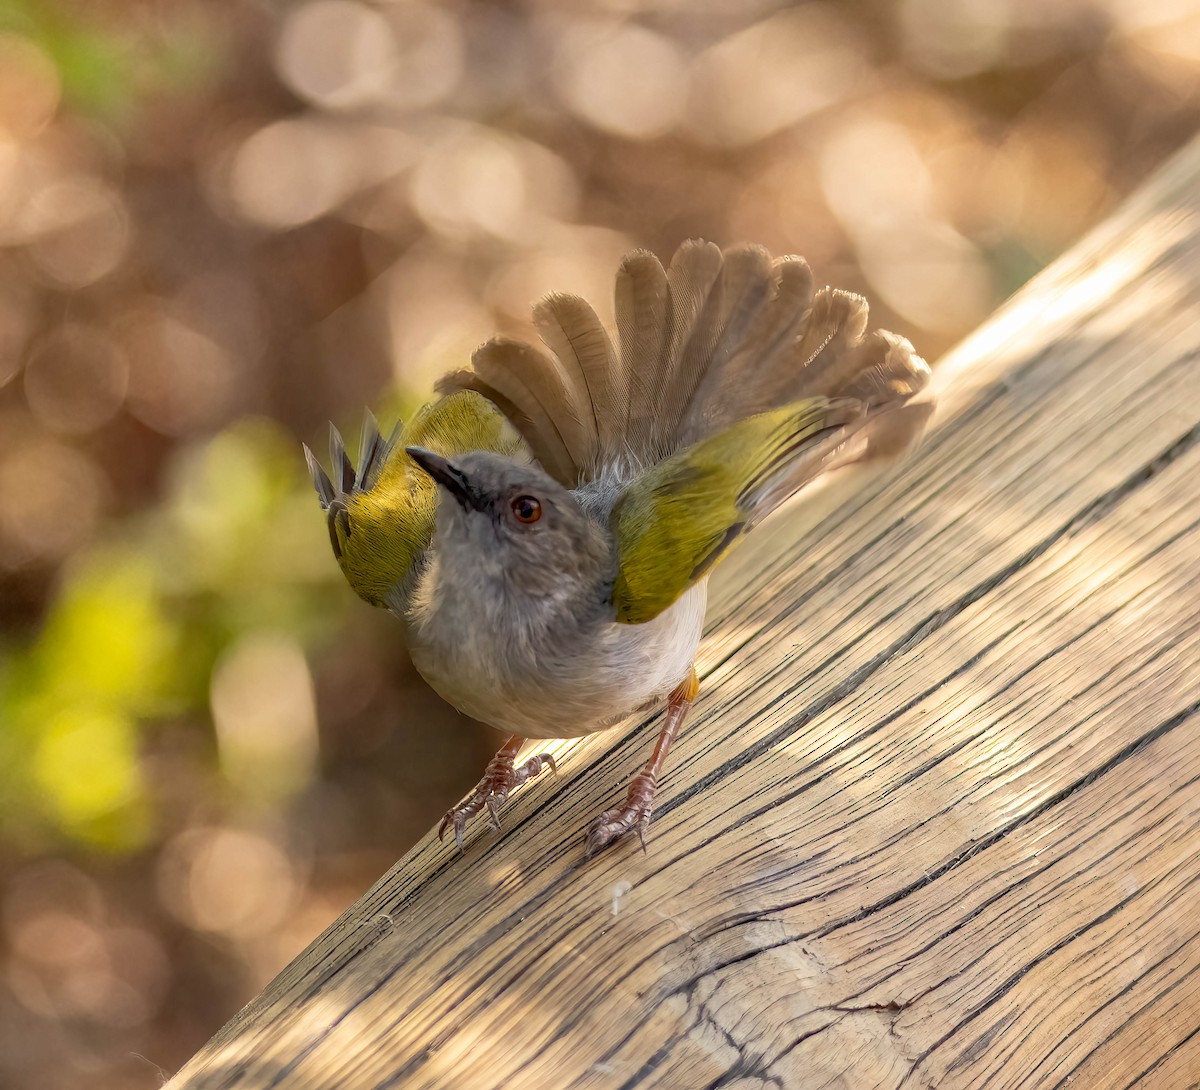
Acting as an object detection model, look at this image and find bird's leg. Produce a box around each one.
[439,734,557,852]
[586,667,698,857]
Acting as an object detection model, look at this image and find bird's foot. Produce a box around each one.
[585,770,658,857]
[439,745,556,852]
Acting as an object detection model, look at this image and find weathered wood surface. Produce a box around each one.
[170,139,1200,1090]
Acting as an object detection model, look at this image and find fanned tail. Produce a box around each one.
[438,241,932,486]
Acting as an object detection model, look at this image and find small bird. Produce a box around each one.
[305,241,932,856]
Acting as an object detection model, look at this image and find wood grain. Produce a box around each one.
[169,139,1200,1090]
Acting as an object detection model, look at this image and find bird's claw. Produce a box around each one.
[439,810,469,853]
[485,792,505,830]
[585,770,657,857]
[439,749,557,852]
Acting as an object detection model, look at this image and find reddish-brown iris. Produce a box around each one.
[511,495,542,523]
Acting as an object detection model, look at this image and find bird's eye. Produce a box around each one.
[511,495,542,524]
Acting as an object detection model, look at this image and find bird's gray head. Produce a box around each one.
[406,447,614,605]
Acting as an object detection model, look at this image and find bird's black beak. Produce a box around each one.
[406,447,486,512]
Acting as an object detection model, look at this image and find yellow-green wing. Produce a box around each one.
[305,391,525,607]
[610,399,861,624]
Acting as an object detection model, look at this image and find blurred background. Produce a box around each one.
[1,0,1199,1085]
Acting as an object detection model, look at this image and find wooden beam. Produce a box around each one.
[169,137,1200,1090]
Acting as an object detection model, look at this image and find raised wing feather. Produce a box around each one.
[304,391,525,607]
[610,398,862,624]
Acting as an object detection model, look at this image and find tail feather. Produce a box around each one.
[791,289,872,393]
[723,252,813,373]
[838,329,931,406]
[615,249,668,443]
[678,249,806,443]
[532,293,623,461]
[454,338,582,485]
[703,245,776,370]
[620,241,722,461]
[662,240,725,393]
[439,240,932,485]
[670,244,774,446]
[760,255,817,356]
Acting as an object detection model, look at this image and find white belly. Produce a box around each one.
[407,582,707,739]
